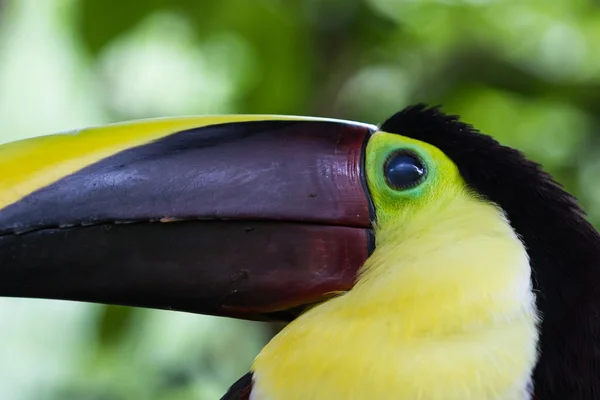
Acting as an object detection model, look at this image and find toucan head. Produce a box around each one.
[0,106,598,399]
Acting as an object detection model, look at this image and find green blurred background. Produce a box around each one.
[1,0,600,398]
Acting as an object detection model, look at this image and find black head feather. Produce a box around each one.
[380,104,600,400]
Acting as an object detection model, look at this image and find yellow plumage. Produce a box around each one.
[251,132,540,400]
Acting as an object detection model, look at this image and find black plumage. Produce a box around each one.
[221,372,253,400]
[381,105,600,400]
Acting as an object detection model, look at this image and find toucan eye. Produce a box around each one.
[384,151,426,190]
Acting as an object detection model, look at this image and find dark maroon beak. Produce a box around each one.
[0,119,375,321]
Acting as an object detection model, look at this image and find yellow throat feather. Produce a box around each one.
[250,132,540,400]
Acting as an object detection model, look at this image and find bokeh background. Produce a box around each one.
[1,0,600,398]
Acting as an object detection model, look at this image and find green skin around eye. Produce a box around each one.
[365,131,465,228]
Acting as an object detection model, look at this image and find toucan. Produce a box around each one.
[0,105,598,400]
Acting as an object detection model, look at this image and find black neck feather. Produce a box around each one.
[381,105,600,400]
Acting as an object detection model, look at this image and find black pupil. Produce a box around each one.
[385,152,426,189]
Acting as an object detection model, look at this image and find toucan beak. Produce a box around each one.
[0,117,375,321]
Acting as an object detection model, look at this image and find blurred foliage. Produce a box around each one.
[0,0,600,399]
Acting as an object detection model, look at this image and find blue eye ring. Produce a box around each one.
[384,150,427,190]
